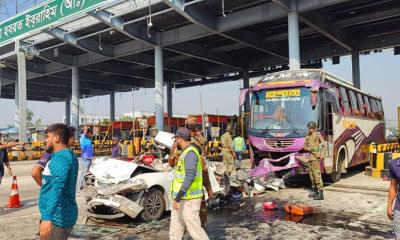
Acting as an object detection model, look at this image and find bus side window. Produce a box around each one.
[332,86,343,114]
[377,100,384,119]
[348,90,359,116]
[356,93,366,117]
[325,102,334,136]
[363,95,373,118]
[322,90,336,136]
[370,98,380,120]
[339,87,351,115]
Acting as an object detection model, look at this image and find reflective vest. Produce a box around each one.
[170,145,203,200]
[233,137,245,152]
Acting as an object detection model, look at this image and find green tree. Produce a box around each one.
[34,119,44,128]
[25,109,44,129]
[27,109,34,122]
[26,108,35,128]
[119,116,134,121]
[101,118,110,124]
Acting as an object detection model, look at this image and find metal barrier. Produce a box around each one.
[366,142,400,179]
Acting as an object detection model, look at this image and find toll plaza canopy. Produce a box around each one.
[1,0,400,140]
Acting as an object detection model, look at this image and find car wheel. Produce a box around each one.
[140,188,166,222]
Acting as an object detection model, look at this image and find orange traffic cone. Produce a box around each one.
[6,176,21,208]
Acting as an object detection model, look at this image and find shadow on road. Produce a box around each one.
[0,198,38,216]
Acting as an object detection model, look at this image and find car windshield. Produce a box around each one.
[250,87,318,133]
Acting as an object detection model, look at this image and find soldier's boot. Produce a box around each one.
[313,190,324,200]
[308,188,318,198]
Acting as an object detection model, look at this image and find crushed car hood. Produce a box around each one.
[90,157,158,184]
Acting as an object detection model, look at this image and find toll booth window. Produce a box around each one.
[356,93,366,117]
[348,90,359,115]
[339,87,351,115]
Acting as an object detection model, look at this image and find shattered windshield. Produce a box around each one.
[250,88,318,133]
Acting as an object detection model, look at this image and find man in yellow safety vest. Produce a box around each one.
[169,127,209,240]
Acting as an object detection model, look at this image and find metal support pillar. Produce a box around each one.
[155,45,164,131]
[242,70,250,138]
[243,70,250,112]
[65,99,71,125]
[352,48,361,89]
[16,44,27,141]
[14,81,19,130]
[110,91,115,121]
[288,0,300,70]
[166,81,173,119]
[71,66,80,139]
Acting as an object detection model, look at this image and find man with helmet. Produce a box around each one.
[303,121,325,200]
[221,126,235,176]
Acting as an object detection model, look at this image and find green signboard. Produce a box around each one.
[0,0,110,46]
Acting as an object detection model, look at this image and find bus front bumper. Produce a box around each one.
[249,153,307,177]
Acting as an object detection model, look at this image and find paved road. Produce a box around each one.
[0,161,41,240]
[0,161,39,206]
[0,160,393,240]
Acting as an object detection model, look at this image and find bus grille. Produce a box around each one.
[265,139,294,148]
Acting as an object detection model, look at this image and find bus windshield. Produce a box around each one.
[250,87,318,134]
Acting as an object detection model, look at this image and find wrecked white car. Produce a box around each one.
[85,156,230,222]
[85,157,174,222]
[85,131,232,222]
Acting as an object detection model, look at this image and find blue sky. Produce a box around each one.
[0,49,398,128]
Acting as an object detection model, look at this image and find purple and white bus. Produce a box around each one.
[240,69,385,182]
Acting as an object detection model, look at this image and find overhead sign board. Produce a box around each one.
[0,0,109,46]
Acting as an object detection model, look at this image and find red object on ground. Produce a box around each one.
[263,201,278,210]
[142,155,155,166]
[284,203,313,216]
[6,176,21,208]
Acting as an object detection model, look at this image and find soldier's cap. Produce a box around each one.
[307,121,317,129]
[174,127,191,141]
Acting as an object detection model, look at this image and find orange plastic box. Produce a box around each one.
[284,203,314,216]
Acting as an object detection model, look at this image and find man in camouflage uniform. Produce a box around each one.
[168,116,213,229]
[220,127,235,176]
[302,121,325,200]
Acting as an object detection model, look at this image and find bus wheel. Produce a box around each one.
[327,150,345,183]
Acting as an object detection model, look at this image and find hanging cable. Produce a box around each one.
[129,0,137,8]
[98,34,103,51]
[146,0,153,38]
[221,0,226,17]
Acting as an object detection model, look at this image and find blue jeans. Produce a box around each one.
[235,152,242,169]
[79,158,92,189]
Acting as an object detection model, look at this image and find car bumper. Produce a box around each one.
[87,194,144,219]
